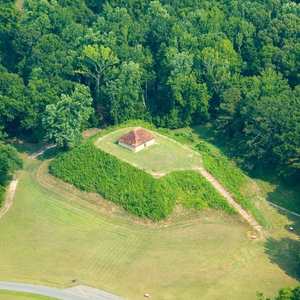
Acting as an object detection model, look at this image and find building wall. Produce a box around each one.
[119,141,135,152]
[119,139,155,152]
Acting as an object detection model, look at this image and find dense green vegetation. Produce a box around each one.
[258,286,300,300]
[0,0,298,182]
[50,142,176,220]
[164,171,234,212]
[42,84,94,149]
[0,143,22,206]
[50,137,234,220]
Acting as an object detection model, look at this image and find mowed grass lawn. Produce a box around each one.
[0,157,298,300]
[95,127,202,175]
[0,290,55,300]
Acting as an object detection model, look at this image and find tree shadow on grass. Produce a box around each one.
[266,183,300,215]
[38,146,63,160]
[265,237,300,281]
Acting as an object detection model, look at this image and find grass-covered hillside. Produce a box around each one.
[50,140,234,221]
[49,122,268,222]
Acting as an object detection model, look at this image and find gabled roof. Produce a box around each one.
[118,128,154,147]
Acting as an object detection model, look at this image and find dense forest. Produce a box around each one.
[0,0,299,182]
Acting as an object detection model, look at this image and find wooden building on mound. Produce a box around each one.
[118,128,155,152]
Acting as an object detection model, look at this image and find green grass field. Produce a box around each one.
[95,127,202,175]
[0,290,55,300]
[0,156,298,300]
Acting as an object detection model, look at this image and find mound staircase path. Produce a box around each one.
[197,167,263,235]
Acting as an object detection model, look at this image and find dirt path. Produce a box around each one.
[197,167,263,235]
[29,144,56,159]
[0,179,18,220]
[15,0,24,11]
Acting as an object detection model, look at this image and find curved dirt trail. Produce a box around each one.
[0,144,55,221]
[197,167,263,236]
[0,179,18,220]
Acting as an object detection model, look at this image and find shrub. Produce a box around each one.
[50,142,176,220]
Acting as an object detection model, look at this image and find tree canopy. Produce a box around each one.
[0,0,299,181]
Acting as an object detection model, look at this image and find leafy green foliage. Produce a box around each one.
[0,142,22,207]
[257,286,300,300]
[0,70,25,135]
[0,0,298,183]
[0,143,22,185]
[43,84,94,149]
[105,61,146,124]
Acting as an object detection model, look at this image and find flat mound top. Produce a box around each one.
[119,128,154,147]
[95,127,202,176]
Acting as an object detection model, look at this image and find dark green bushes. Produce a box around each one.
[50,142,176,220]
[50,140,233,220]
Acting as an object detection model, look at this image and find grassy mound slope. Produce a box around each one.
[164,127,267,226]
[92,121,266,225]
[50,140,233,220]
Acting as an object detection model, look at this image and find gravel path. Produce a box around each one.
[198,167,263,235]
[0,282,123,300]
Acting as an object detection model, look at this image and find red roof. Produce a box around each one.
[118,128,154,147]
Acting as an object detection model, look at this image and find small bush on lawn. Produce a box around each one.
[50,142,176,221]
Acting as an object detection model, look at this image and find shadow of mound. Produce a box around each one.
[265,237,300,280]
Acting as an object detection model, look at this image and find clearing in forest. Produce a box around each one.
[95,127,202,176]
